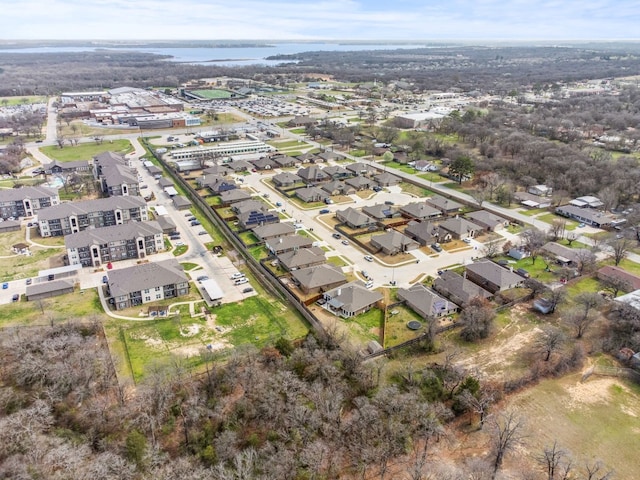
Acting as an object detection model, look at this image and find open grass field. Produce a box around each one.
[107,293,309,381]
[40,139,133,162]
[0,95,47,106]
[506,374,640,479]
[0,288,105,328]
[399,182,433,198]
[57,121,133,137]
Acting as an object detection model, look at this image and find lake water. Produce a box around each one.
[0,43,427,67]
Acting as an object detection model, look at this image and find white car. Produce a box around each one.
[364,255,374,262]
[463,238,472,244]
[234,278,249,285]
[230,272,245,280]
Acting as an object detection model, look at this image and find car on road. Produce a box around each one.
[242,287,254,293]
[12,294,19,302]
[35,139,43,143]
[2,282,8,289]
[384,200,394,205]
[275,201,282,207]
[190,220,201,226]
[140,184,148,189]
[332,233,341,239]
[365,281,374,289]
[364,255,374,262]
[341,239,349,245]
[102,275,108,284]
[431,243,442,252]
[319,209,330,214]
[372,186,383,192]
[361,270,370,279]
[196,275,209,282]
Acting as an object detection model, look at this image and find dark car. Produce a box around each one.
[190,220,201,226]
[47,274,55,281]
[319,209,330,214]
[12,294,19,302]
[242,287,254,293]
[332,233,341,239]
[431,243,442,252]
[102,275,108,284]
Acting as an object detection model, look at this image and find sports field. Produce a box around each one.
[190,89,232,99]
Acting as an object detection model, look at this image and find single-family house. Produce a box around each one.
[597,266,640,292]
[226,160,252,172]
[316,151,343,163]
[424,195,463,215]
[541,242,591,266]
[362,203,401,221]
[321,180,355,196]
[322,281,383,317]
[374,172,401,187]
[271,155,299,169]
[273,172,303,187]
[404,220,440,246]
[465,210,510,232]
[438,217,481,240]
[297,166,330,184]
[238,209,279,229]
[323,165,351,180]
[370,231,419,255]
[345,162,376,177]
[555,204,615,228]
[514,191,552,209]
[231,199,267,216]
[277,246,326,271]
[336,207,374,229]
[291,264,347,295]
[433,270,493,306]
[398,283,458,319]
[569,195,604,209]
[251,157,277,171]
[219,189,252,205]
[202,165,233,176]
[253,222,295,242]
[400,202,442,221]
[345,176,373,191]
[266,235,314,255]
[528,185,553,197]
[296,186,325,203]
[464,260,524,294]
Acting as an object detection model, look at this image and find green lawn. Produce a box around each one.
[326,256,349,268]
[536,212,579,230]
[399,182,433,197]
[340,307,384,344]
[40,139,133,162]
[381,161,416,174]
[384,305,426,348]
[0,95,47,106]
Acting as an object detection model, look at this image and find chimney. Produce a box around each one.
[337,288,342,296]
[463,271,466,279]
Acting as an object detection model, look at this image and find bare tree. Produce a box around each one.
[600,273,632,298]
[549,219,567,242]
[536,325,566,361]
[482,240,501,259]
[488,411,526,479]
[583,459,614,480]
[574,249,597,275]
[537,441,573,480]
[460,386,495,429]
[565,231,578,246]
[608,236,632,266]
[522,228,547,264]
[460,297,496,342]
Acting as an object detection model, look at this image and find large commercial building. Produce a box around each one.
[65,220,164,267]
[37,196,148,237]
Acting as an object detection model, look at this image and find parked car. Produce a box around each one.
[431,243,442,252]
[190,220,201,226]
[25,278,32,285]
[198,231,208,235]
[332,233,341,239]
[234,278,249,285]
[341,239,350,245]
[2,282,8,289]
[242,287,254,293]
[372,186,382,192]
[140,184,148,189]
[578,223,585,228]
[462,237,472,244]
[102,275,108,284]
[319,209,330,214]
[196,275,209,282]
[361,270,370,279]
[230,272,245,280]
[12,294,19,302]
[384,200,394,205]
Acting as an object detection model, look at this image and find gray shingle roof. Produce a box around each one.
[37,196,146,221]
[64,220,162,249]
[107,258,187,298]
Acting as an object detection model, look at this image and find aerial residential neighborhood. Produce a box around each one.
[1,25,640,478]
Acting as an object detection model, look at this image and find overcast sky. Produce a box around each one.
[3,0,639,41]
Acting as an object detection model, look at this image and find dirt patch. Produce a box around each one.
[180,324,201,337]
[563,377,617,409]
